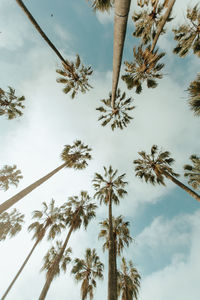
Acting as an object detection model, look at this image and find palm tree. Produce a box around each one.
[117,257,141,300]
[2,199,65,299]
[38,191,97,300]
[173,4,200,57]
[122,46,165,94]
[0,140,92,214]
[184,155,200,190]
[71,248,104,300]
[93,166,128,300]
[187,74,200,116]
[41,240,72,279]
[87,0,114,12]
[96,89,135,130]
[56,54,93,99]
[0,165,23,191]
[0,208,24,241]
[133,145,200,202]
[0,87,25,119]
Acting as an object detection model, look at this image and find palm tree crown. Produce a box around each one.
[122,46,165,94]
[133,145,179,185]
[187,73,200,116]
[0,165,23,191]
[87,0,114,12]
[0,87,25,119]
[117,257,141,300]
[0,208,24,241]
[71,248,104,300]
[184,155,200,190]
[96,89,135,130]
[56,54,93,99]
[173,4,200,57]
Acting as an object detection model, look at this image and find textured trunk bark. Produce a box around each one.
[38,224,74,300]
[2,238,40,299]
[113,238,117,299]
[150,0,176,52]
[111,0,131,109]
[162,170,200,202]
[0,163,66,214]
[108,189,117,300]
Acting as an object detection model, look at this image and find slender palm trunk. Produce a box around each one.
[113,237,117,298]
[0,163,66,214]
[162,170,200,202]
[2,238,41,299]
[108,189,117,300]
[38,225,74,300]
[111,0,131,109]
[150,0,176,52]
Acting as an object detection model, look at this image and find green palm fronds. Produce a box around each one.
[96,89,135,130]
[122,46,165,94]
[187,74,200,116]
[0,209,24,241]
[0,165,23,191]
[173,5,200,57]
[56,54,93,99]
[184,155,200,190]
[87,0,114,12]
[0,87,25,119]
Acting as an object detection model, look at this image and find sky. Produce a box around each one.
[0,0,200,299]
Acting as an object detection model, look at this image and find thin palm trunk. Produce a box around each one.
[108,189,117,300]
[162,170,200,202]
[0,163,66,214]
[111,0,131,109]
[150,0,176,52]
[2,238,41,299]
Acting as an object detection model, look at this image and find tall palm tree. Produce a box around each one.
[87,0,114,12]
[0,165,23,191]
[184,155,200,190]
[173,4,200,57]
[122,46,165,94]
[96,89,135,130]
[0,87,25,120]
[38,191,97,300]
[133,145,200,202]
[93,166,128,300]
[117,257,141,300]
[0,208,24,241]
[0,140,92,214]
[71,248,104,300]
[187,74,200,116]
[2,199,65,300]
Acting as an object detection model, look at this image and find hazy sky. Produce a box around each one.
[0,0,200,299]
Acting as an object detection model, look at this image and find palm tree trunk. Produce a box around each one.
[150,0,176,52]
[15,0,70,70]
[1,238,40,299]
[111,0,131,109]
[0,163,66,214]
[38,225,74,300]
[162,170,200,202]
[108,189,117,300]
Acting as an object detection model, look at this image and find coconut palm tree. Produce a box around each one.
[173,4,200,57]
[96,89,135,130]
[71,248,104,300]
[0,208,24,241]
[187,74,200,116]
[133,145,200,202]
[87,0,114,12]
[2,199,65,300]
[117,257,141,300]
[184,155,200,190]
[0,165,23,191]
[38,191,97,300]
[93,166,128,300]
[0,87,25,120]
[122,46,165,94]
[0,140,92,214]
[56,54,93,99]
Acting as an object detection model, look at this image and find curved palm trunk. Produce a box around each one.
[108,189,117,300]
[2,238,40,299]
[150,0,176,52]
[0,163,66,214]
[162,170,200,202]
[111,0,131,109]
[38,225,74,300]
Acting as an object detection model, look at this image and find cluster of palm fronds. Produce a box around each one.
[87,0,114,12]
[0,87,25,119]
[187,73,200,116]
[0,209,24,241]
